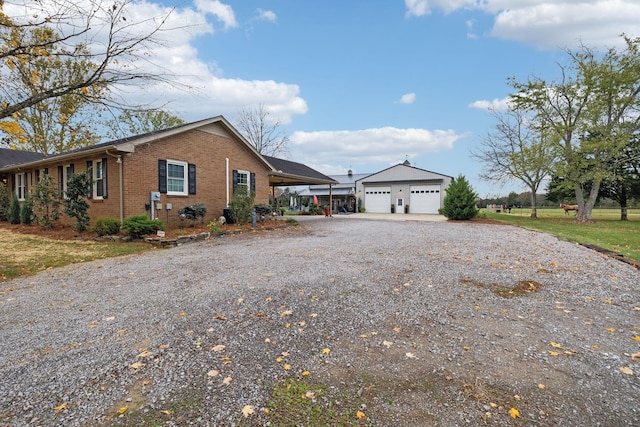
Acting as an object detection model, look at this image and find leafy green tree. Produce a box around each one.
[510,36,640,222]
[471,107,557,218]
[19,193,33,224]
[0,182,9,221]
[63,172,90,233]
[0,0,180,121]
[8,192,20,224]
[442,175,479,220]
[0,27,103,154]
[105,109,185,140]
[31,175,61,228]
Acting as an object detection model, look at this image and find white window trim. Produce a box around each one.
[92,159,104,200]
[236,169,250,195]
[63,165,72,198]
[15,172,26,201]
[167,159,188,196]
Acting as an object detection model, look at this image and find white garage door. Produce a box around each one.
[410,185,441,213]
[364,187,391,213]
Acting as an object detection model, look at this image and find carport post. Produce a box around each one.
[329,184,333,216]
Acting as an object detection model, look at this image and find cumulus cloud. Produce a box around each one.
[255,8,277,23]
[194,0,238,29]
[405,1,640,49]
[289,127,463,169]
[399,93,417,104]
[468,97,511,112]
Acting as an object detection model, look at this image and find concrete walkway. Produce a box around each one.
[293,212,448,222]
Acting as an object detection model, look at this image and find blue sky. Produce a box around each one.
[14,0,640,197]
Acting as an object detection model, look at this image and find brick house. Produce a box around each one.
[0,115,336,226]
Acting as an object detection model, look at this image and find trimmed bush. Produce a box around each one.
[122,214,165,239]
[19,194,34,225]
[0,182,10,221]
[9,193,20,224]
[94,217,122,236]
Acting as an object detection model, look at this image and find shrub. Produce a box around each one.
[9,193,20,224]
[94,217,122,236]
[31,175,61,229]
[0,182,10,221]
[122,215,165,239]
[442,175,479,220]
[228,187,254,224]
[63,172,90,233]
[19,194,34,225]
[285,217,298,224]
[208,219,222,233]
[178,202,207,226]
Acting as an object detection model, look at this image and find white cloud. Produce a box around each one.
[194,0,238,29]
[468,97,511,112]
[289,127,463,170]
[255,8,277,23]
[405,1,640,49]
[399,93,417,104]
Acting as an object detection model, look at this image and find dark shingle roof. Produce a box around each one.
[263,155,337,184]
[0,148,46,168]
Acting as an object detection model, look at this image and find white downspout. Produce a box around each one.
[117,156,124,223]
[226,157,230,207]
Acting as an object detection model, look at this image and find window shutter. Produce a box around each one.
[86,160,93,198]
[35,169,40,183]
[250,172,256,195]
[102,158,108,199]
[232,169,238,194]
[11,174,15,195]
[158,159,167,193]
[188,163,196,194]
[58,166,64,197]
[69,163,74,174]
[44,168,48,176]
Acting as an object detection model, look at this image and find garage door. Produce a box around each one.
[364,187,391,213]
[409,185,441,213]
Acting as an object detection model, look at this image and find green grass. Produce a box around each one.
[0,230,153,281]
[482,208,640,262]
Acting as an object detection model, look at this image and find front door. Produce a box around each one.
[396,198,404,214]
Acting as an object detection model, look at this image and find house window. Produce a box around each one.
[16,173,26,200]
[167,160,188,196]
[236,170,249,195]
[93,160,104,198]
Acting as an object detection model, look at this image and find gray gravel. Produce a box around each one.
[1,217,639,426]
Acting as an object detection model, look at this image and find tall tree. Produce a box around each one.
[471,107,557,218]
[0,0,182,121]
[510,37,640,222]
[104,109,185,140]
[0,26,103,153]
[236,103,290,157]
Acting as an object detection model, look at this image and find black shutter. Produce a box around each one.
[58,166,63,197]
[250,172,256,195]
[232,169,238,194]
[11,173,15,196]
[86,160,93,198]
[158,159,167,193]
[102,158,108,199]
[69,163,74,174]
[44,168,48,176]
[188,163,196,194]
[35,169,40,183]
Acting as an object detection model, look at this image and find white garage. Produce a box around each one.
[410,185,441,214]
[364,186,391,213]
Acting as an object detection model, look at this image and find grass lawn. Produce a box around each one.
[482,208,640,263]
[0,229,153,281]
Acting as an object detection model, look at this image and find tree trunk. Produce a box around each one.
[620,183,628,221]
[529,191,537,219]
[575,181,601,222]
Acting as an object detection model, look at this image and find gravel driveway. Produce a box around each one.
[1,218,639,426]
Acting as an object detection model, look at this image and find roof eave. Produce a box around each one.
[269,171,338,186]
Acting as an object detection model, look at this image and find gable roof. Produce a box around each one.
[0,148,46,168]
[357,163,453,184]
[263,155,337,186]
[0,116,273,173]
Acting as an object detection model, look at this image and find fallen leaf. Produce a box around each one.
[280,310,293,318]
[302,371,311,377]
[632,336,640,342]
[212,344,226,352]
[104,316,115,321]
[179,311,186,316]
[213,314,227,321]
[509,408,520,419]
[548,351,560,357]
[160,409,173,415]
[321,348,330,355]
[281,351,290,357]
[463,345,470,351]
[382,340,393,348]
[117,406,128,414]
[619,366,634,375]
[207,370,219,377]
[242,405,255,417]
[304,391,315,399]
[283,363,291,370]
[310,313,318,318]
[606,328,616,333]
[405,352,416,359]
[592,345,599,349]
[129,361,144,369]
[538,383,546,389]
[137,350,153,358]
[265,297,272,302]
[603,299,612,304]
[393,327,401,332]
[54,402,67,411]
[88,324,97,329]
[223,376,233,385]
[117,329,127,334]
[356,410,366,419]
[550,342,563,348]
[360,334,368,338]
[630,351,640,360]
